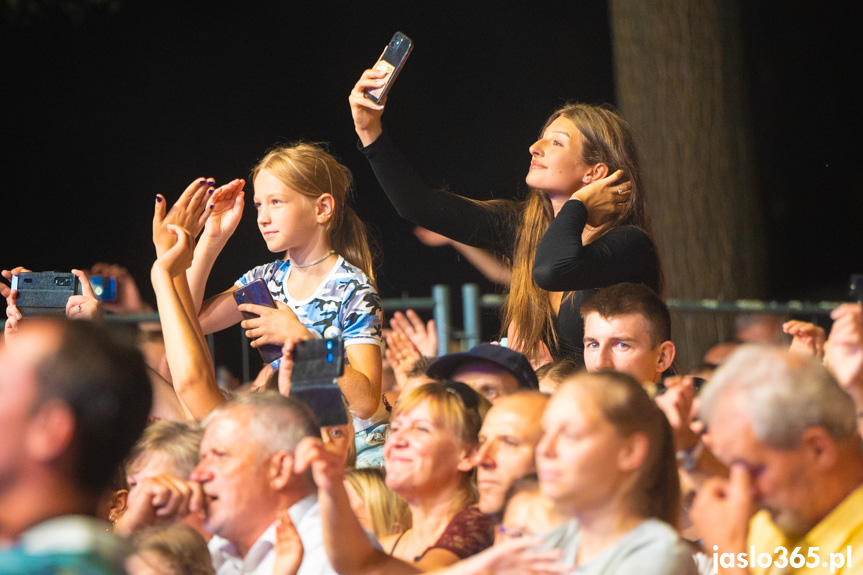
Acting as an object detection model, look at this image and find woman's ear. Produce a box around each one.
[583,163,610,183]
[316,194,335,224]
[108,489,129,522]
[618,432,649,472]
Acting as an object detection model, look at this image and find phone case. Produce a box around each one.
[290,337,345,385]
[365,31,413,103]
[11,272,78,317]
[290,337,347,427]
[233,279,284,364]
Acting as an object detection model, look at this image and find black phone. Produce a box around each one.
[290,337,348,427]
[291,337,345,385]
[364,31,413,104]
[11,272,79,317]
[233,279,284,364]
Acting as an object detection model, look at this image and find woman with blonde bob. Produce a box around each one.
[536,371,696,574]
[350,69,662,368]
[294,381,494,574]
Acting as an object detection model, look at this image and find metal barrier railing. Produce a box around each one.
[3,285,847,380]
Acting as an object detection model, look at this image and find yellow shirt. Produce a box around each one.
[746,483,863,575]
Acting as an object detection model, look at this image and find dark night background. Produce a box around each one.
[2,1,861,376]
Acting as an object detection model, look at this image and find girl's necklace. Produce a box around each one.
[289,250,335,268]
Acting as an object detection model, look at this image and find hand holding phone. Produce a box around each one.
[288,337,348,427]
[350,32,414,147]
[234,279,284,363]
[11,271,79,317]
[364,31,413,104]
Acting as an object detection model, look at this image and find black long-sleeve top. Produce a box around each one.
[360,131,661,364]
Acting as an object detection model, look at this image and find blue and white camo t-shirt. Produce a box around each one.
[235,256,383,348]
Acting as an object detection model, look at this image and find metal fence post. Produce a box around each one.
[462,283,480,350]
[432,284,451,357]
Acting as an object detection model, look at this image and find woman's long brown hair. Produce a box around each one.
[501,103,662,363]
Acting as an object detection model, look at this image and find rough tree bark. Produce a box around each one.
[609,0,766,368]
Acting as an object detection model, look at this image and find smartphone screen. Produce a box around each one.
[364,31,413,103]
[233,279,284,363]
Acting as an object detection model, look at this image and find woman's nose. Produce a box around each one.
[529,140,543,157]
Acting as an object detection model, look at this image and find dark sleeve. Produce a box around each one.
[532,200,661,293]
[420,507,494,560]
[359,132,517,258]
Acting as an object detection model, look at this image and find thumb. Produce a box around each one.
[71,269,96,299]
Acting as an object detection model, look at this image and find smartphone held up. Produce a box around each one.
[10,272,79,316]
[364,31,413,104]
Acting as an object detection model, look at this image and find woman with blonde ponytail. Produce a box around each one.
[350,67,662,367]
[183,142,387,466]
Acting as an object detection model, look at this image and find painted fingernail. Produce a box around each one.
[208,188,215,194]
[199,178,206,184]
[209,204,214,210]
[156,196,163,203]
[207,178,215,184]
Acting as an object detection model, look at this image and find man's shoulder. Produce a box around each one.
[1,515,129,575]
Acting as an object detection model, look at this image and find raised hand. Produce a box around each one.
[153,225,195,278]
[690,464,754,562]
[273,508,304,575]
[2,266,32,321]
[153,178,214,257]
[389,309,438,358]
[114,473,204,537]
[571,169,632,228]
[88,262,148,314]
[204,178,245,243]
[293,436,346,492]
[349,68,388,147]
[784,319,826,359]
[654,376,699,452]
[825,303,863,404]
[239,301,313,348]
[277,337,309,396]
[65,268,103,321]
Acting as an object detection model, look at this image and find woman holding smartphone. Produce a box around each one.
[350,69,662,367]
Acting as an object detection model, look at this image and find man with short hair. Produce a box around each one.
[427,343,539,402]
[692,346,863,575]
[118,391,340,575]
[580,282,675,386]
[474,391,548,518]
[0,318,152,573]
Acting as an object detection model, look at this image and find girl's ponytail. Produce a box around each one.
[332,205,377,284]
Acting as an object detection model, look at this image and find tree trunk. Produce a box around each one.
[609,0,766,369]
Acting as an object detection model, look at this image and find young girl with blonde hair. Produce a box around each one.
[162,143,385,463]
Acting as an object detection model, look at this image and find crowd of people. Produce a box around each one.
[2,62,862,575]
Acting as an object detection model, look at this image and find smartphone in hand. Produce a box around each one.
[364,31,413,104]
[290,337,348,427]
[11,272,78,317]
[233,279,284,364]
